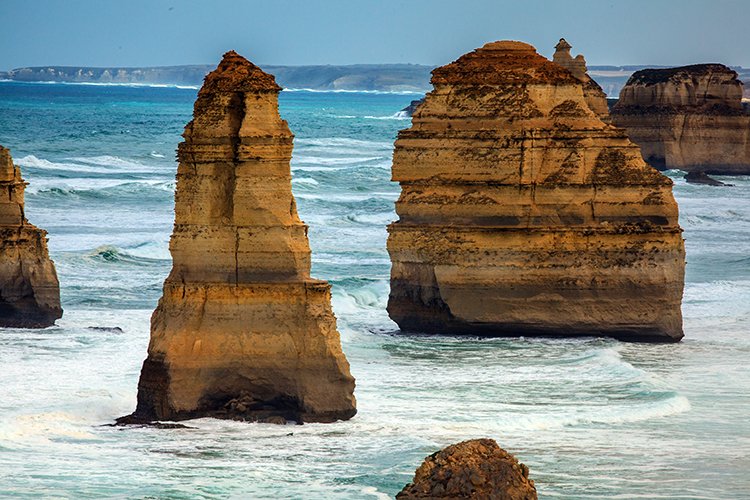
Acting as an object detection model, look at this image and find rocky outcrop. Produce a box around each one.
[122,51,356,424]
[611,64,750,174]
[387,41,685,342]
[0,146,62,328]
[398,98,426,118]
[397,439,537,499]
[684,171,732,186]
[552,38,609,118]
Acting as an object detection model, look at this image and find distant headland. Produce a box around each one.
[0,63,433,92]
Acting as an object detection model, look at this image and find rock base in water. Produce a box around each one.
[684,171,732,186]
[397,439,537,499]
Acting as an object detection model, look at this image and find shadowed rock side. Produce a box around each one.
[552,38,609,119]
[397,439,537,500]
[387,41,685,342]
[0,146,62,328]
[611,64,750,174]
[122,51,356,424]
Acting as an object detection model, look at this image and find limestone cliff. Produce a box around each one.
[125,51,356,424]
[0,146,62,328]
[552,38,609,118]
[611,64,750,173]
[387,41,685,342]
[397,439,537,499]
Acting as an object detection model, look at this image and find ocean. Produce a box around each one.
[0,81,748,499]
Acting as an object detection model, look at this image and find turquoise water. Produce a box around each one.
[0,81,748,499]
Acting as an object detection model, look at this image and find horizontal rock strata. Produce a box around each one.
[387,41,685,341]
[125,51,356,424]
[0,146,62,328]
[611,64,750,174]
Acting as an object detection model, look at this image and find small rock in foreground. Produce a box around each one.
[398,439,537,499]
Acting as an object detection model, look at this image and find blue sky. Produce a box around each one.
[1,0,748,70]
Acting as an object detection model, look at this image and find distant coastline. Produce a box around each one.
[3,63,750,96]
[0,63,433,93]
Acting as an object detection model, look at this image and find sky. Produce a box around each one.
[1,0,749,70]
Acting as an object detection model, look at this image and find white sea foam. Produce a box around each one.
[293,155,384,165]
[1,80,198,90]
[282,87,424,95]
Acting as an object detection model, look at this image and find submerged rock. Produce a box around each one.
[122,51,356,424]
[397,439,537,499]
[552,38,609,118]
[398,98,425,118]
[611,64,750,174]
[684,171,732,186]
[387,41,686,342]
[0,146,62,328]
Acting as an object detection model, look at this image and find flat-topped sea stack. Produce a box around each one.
[0,146,62,328]
[552,38,609,118]
[387,41,685,342]
[124,51,356,424]
[611,64,750,174]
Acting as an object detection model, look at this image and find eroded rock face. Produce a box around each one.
[387,41,685,342]
[0,146,62,328]
[552,38,609,118]
[125,51,356,424]
[397,439,537,500]
[611,64,750,173]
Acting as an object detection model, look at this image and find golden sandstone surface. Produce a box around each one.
[387,41,686,342]
[0,146,61,328]
[126,51,356,424]
[611,63,750,174]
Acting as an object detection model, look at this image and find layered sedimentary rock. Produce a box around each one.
[397,439,537,500]
[124,51,356,424]
[552,38,609,118]
[611,64,750,173]
[0,146,62,328]
[387,41,685,341]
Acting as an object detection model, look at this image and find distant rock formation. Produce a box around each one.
[0,146,62,328]
[387,41,686,342]
[611,64,750,174]
[397,439,537,499]
[122,51,356,424]
[552,38,609,118]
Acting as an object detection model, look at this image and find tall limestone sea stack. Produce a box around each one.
[123,51,356,424]
[0,146,62,328]
[387,41,686,341]
[611,64,750,174]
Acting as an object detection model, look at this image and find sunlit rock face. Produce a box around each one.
[387,41,685,342]
[127,51,356,424]
[552,38,610,119]
[611,64,750,174]
[0,146,62,328]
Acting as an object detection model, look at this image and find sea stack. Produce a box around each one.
[387,41,685,341]
[125,51,356,424]
[611,64,750,174]
[552,38,609,118]
[397,439,537,499]
[0,146,62,328]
